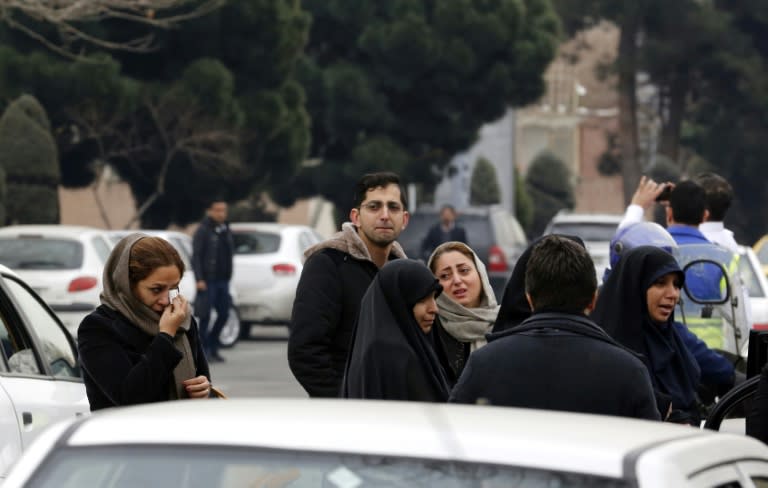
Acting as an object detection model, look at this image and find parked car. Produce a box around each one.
[230,223,324,337]
[0,225,113,337]
[542,211,624,283]
[397,205,528,300]
[737,245,768,331]
[0,263,89,483]
[107,230,241,348]
[6,398,768,487]
[753,234,768,277]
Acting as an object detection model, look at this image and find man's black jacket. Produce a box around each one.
[449,312,661,421]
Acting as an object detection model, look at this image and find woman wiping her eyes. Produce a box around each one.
[78,234,212,410]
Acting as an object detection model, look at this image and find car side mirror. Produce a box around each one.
[682,259,729,305]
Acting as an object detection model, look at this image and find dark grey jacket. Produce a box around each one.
[449,312,661,421]
[192,217,234,282]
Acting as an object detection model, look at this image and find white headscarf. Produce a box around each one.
[427,242,500,351]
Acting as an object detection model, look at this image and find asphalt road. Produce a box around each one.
[207,325,308,398]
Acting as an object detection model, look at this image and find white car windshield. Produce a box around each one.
[28,446,628,487]
[0,239,83,269]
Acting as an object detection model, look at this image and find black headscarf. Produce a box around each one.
[341,259,450,402]
[492,234,586,333]
[591,246,701,416]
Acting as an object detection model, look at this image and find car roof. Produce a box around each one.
[230,223,312,233]
[0,225,108,237]
[57,399,720,479]
[108,229,191,240]
[548,212,624,224]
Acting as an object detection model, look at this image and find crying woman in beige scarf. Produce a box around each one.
[427,241,500,381]
[78,233,211,410]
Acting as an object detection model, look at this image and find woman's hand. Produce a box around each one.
[184,375,212,399]
[159,294,189,336]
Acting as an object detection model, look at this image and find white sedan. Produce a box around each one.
[5,399,768,487]
[0,264,89,483]
[0,225,113,337]
[230,223,323,333]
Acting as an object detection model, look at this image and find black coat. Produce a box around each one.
[78,305,210,411]
[192,216,234,282]
[341,259,449,402]
[449,312,661,421]
[288,248,384,397]
[591,246,702,424]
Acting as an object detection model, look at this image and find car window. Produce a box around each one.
[0,238,84,269]
[688,463,744,487]
[91,236,112,264]
[548,222,619,242]
[30,446,629,488]
[169,238,193,268]
[232,231,281,255]
[739,252,766,298]
[737,461,768,487]
[0,294,41,375]
[757,245,768,266]
[3,277,78,378]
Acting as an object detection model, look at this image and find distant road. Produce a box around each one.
[208,325,307,399]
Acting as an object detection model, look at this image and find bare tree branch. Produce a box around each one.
[0,0,225,56]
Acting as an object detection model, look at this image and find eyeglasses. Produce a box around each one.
[359,201,404,214]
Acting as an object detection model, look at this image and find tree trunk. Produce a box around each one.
[658,70,687,163]
[617,14,643,206]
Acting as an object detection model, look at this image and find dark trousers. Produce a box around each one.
[197,280,231,356]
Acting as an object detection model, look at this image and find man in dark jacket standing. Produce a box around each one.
[420,205,467,261]
[449,235,660,420]
[192,198,234,363]
[288,172,409,397]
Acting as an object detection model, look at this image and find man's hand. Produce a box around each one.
[196,280,207,291]
[632,176,672,209]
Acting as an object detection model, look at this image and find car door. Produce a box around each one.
[0,271,88,455]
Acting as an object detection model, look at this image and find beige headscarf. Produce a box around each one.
[100,233,196,400]
[428,241,500,351]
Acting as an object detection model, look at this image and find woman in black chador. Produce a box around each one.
[591,246,702,424]
[493,235,585,333]
[341,259,450,402]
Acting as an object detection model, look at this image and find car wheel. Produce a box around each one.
[217,305,241,349]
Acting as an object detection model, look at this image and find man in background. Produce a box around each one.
[192,198,234,363]
[421,204,468,261]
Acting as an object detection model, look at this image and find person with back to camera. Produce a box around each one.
[491,235,586,333]
[420,204,468,261]
[426,241,499,384]
[449,236,660,420]
[78,234,212,411]
[341,259,450,402]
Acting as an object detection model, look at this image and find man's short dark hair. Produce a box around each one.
[694,172,733,221]
[525,235,596,312]
[669,180,707,225]
[353,172,407,208]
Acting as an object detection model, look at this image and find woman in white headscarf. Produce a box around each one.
[428,241,500,384]
[78,233,212,411]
